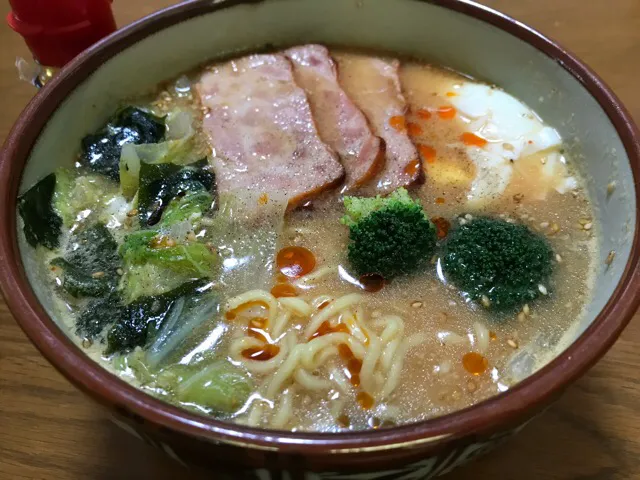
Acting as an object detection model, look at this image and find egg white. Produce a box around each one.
[448,83,575,205]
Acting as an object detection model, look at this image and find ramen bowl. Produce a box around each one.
[1,0,639,478]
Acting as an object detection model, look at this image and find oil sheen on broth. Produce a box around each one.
[20,47,597,432]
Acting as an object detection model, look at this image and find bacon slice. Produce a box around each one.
[285,45,383,190]
[196,54,344,208]
[333,53,421,193]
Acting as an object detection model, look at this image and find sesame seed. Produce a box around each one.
[481,295,491,308]
[91,271,105,278]
[540,157,547,165]
[540,222,549,229]
[517,312,526,322]
[607,181,616,196]
[583,222,592,231]
[523,303,530,315]
[116,268,124,276]
[549,223,560,235]
[467,380,477,393]
[605,250,616,266]
[507,339,519,349]
[579,218,589,225]
[555,253,563,263]
[459,218,467,225]
[464,213,473,220]
[411,301,423,309]
[538,284,548,295]
[81,338,93,349]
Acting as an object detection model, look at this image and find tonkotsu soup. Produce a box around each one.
[17,46,597,432]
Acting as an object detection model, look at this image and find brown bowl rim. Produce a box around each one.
[1,0,639,455]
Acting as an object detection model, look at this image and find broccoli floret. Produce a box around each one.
[341,188,437,278]
[442,217,554,311]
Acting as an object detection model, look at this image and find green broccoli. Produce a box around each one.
[442,217,554,311]
[341,188,437,278]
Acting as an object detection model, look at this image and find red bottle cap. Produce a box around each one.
[7,0,117,68]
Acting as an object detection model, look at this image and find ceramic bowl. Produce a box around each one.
[1,1,639,478]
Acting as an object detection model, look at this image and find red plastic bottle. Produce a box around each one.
[7,0,117,70]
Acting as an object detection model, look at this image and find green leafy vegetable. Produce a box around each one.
[81,107,166,180]
[51,223,120,297]
[118,263,186,303]
[52,168,122,227]
[145,292,220,369]
[137,159,214,227]
[175,360,252,414]
[106,279,210,354]
[341,188,437,278]
[160,190,213,227]
[114,354,251,415]
[18,173,62,249]
[118,110,205,200]
[442,217,554,311]
[119,229,217,278]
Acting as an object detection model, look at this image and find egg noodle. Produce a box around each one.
[226,288,426,429]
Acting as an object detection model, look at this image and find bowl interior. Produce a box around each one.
[17,0,636,399]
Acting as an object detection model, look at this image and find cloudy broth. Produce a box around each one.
[28,49,596,432]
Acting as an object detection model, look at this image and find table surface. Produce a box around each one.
[1,1,640,478]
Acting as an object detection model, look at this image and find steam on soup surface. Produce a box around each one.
[18,46,597,432]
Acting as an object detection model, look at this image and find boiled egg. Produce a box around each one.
[448,83,576,205]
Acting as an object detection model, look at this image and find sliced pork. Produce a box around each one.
[285,45,383,190]
[333,53,421,193]
[196,54,344,208]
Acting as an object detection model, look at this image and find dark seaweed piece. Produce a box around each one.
[81,107,166,180]
[106,279,210,355]
[51,223,121,297]
[76,293,124,339]
[17,173,62,249]
[51,258,113,297]
[137,159,214,227]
